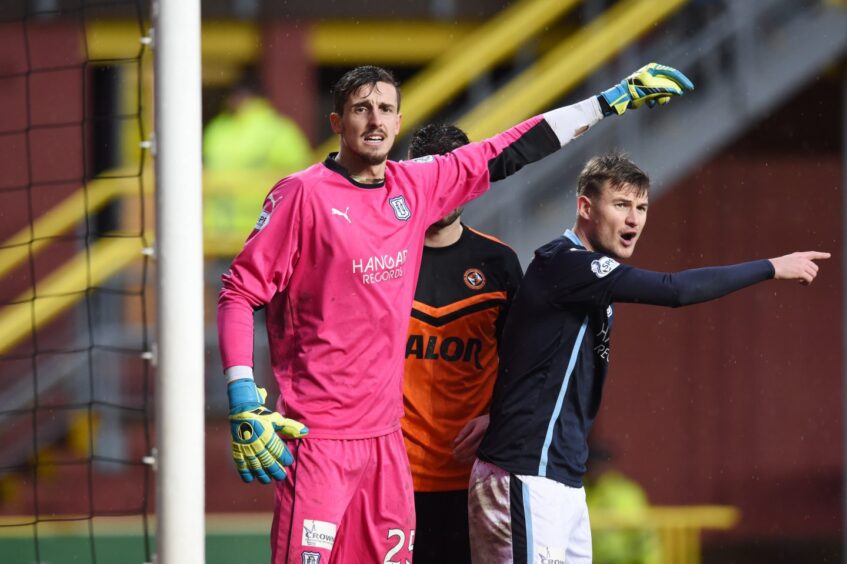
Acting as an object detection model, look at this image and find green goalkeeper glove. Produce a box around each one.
[228,378,309,484]
[598,62,694,117]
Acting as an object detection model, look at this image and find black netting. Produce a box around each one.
[0,1,153,562]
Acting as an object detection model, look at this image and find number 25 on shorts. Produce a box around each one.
[383,528,415,564]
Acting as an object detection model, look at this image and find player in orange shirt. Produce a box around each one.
[401,124,523,563]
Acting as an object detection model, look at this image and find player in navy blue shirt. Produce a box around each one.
[469,153,829,564]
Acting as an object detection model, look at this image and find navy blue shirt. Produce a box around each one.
[478,230,774,487]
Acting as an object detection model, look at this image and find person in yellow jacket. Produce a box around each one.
[584,447,662,564]
[203,72,313,249]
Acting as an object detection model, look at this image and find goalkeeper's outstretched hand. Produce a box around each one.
[599,63,694,117]
[228,378,309,484]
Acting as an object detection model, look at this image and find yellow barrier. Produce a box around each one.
[0,506,737,564]
[0,163,265,353]
[0,171,140,281]
[590,505,739,564]
[87,20,476,87]
[0,236,146,355]
[307,20,476,65]
[460,0,688,139]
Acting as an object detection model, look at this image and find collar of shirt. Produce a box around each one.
[564,229,583,247]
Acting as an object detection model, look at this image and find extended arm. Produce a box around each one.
[416,63,694,224]
[611,251,829,307]
[491,63,695,181]
[611,260,774,307]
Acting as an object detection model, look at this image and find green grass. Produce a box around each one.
[1,534,270,563]
[0,514,273,563]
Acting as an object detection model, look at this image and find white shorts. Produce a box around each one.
[468,459,591,564]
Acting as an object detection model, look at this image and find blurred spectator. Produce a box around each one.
[203,69,313,246]
[204,70,312,171]
[585,445,661,564]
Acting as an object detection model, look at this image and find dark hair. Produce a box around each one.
[576,152,650,199]
[231,65,262,96]
[408,124,470,158]
[331,65,400,115]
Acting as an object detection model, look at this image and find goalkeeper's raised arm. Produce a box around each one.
[400,62,694,218]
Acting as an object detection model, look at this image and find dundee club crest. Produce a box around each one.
[389,195,411,221]
[301,551,320,564]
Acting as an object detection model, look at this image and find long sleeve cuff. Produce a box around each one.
[225,365,254,384]
[542,97,604,146]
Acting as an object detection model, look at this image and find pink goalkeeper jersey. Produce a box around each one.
[218,114,560,439]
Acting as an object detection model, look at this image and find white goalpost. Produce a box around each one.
[153,0,205,562]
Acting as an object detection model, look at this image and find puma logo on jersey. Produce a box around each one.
[331,207,351,223]
[405,335,483,369]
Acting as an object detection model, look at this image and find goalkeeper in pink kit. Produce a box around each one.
[217,64,693,563]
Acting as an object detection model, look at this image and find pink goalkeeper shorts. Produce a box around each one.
[271,429,416,564]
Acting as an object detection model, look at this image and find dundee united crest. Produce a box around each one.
[389,195,411,221]
[463,268,486,290]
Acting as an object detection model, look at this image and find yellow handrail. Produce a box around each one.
[0,170,139,280]
[590,505,739,564]
[312,0,581,160]
[0,236,146,355]
[459,0,688,140]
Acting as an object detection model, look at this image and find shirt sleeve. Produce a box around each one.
[217,178,306,370]
[543,248,633,307]
[400,97,603,225]
[610,260,775,307]
[544,248,774,308]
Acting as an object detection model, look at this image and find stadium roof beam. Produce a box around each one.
[307,20,477,64]
[86,20,477,84]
